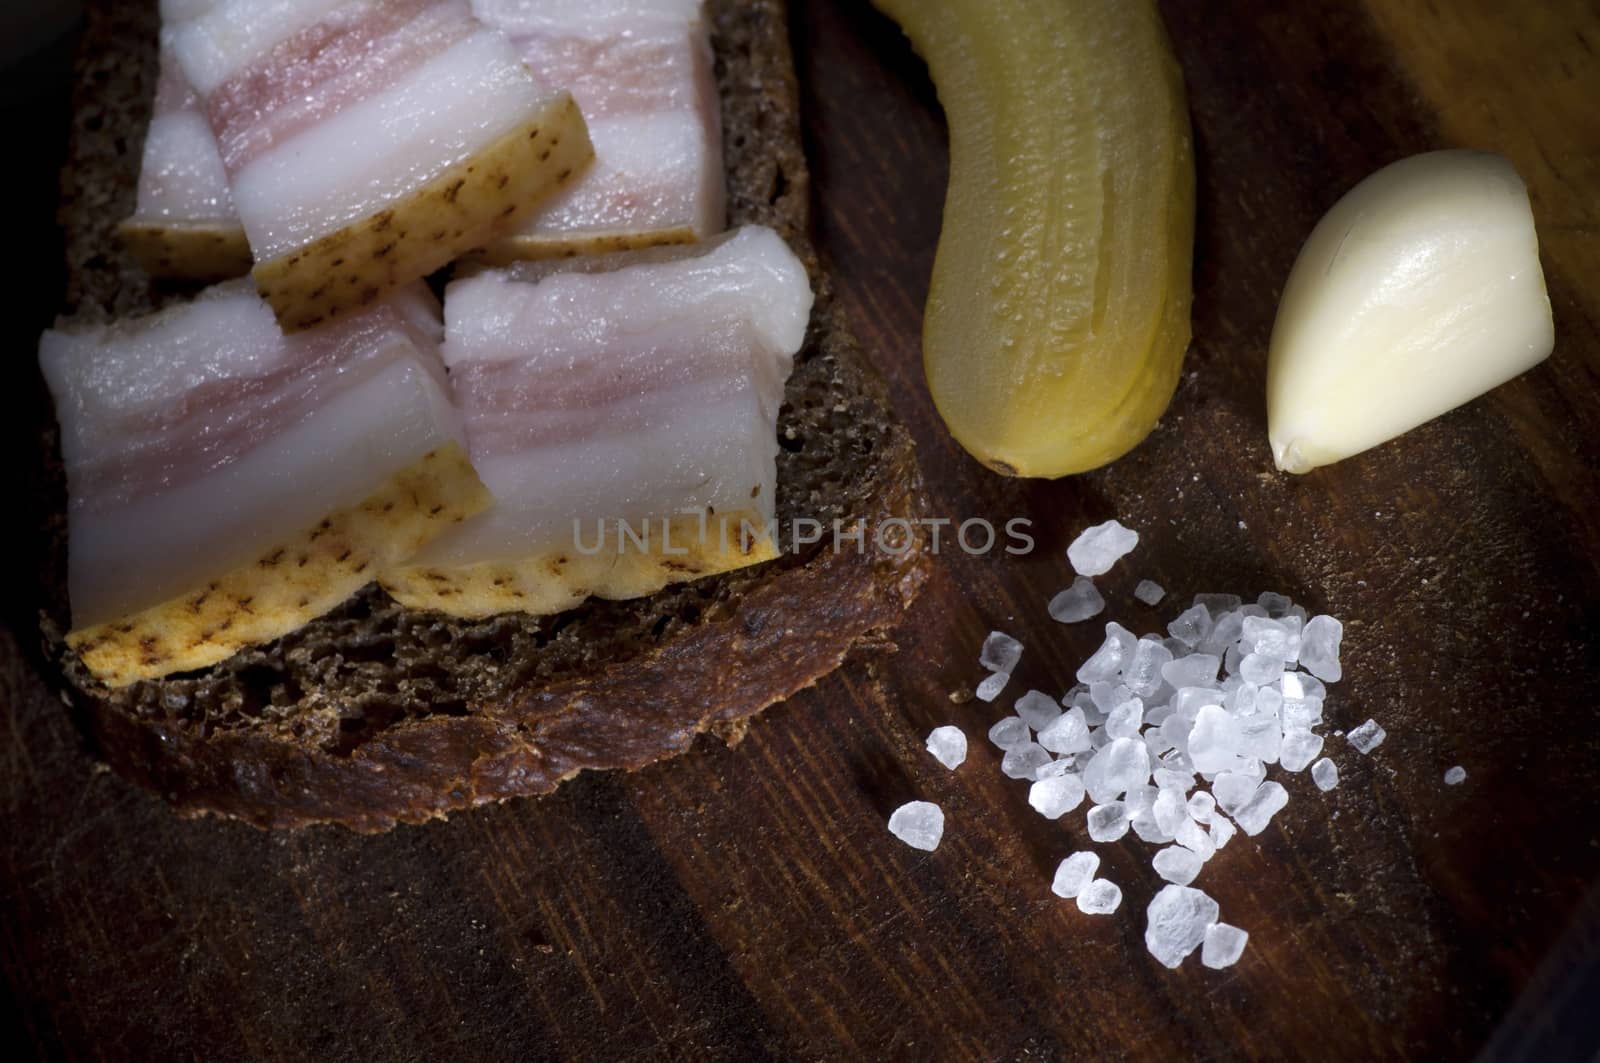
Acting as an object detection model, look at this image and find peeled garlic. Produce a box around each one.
[1266,150,1553,474]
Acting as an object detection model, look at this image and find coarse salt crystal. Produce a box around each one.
[1052,851,1100,899]
[1001,742,1053,781]
[1067,519,1140,577]
[1124,639,1174,698]
[1232,780,1289,836]
[1077,878,1123,915]
[1087,801,1131,842]
[1049,576,1106,623]
[976,671,1010,702]
[980,630,1024,674]
[1105,698,1145,740]
[1015,689,1064,732]
[1134,579,1166,606]
[1211,770,1262,816]
[988,716,1031,751]
[1444,765,1466,786]
[926,726,967,770]
[1299,615,1343,683]
[1038,707,1093,755]
[1278,729,1324,773]
[1202,923,1249,969]
[1083,737,1151,804]
[888,801,944,851]
[1029,773,1087,819]
[1347,718,1386,754]
[1311,757,1339,791]
[1208,813,1237,850]
[1166,604,1213,648]
[1145,885,1220,968]
[1153,845,1204,885]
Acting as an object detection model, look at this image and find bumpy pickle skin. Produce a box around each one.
[873,0,1195,477]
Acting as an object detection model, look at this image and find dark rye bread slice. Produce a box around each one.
[38,0,929,831]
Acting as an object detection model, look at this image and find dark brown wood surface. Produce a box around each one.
[5,0,1600,1058]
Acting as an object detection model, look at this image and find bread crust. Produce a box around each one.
[43,0,929,830]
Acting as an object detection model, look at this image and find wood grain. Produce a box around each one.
[4,0,1599,1058]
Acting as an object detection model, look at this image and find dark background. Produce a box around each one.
[4,1,1600,1059]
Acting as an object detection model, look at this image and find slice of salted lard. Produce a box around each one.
[160,0,595,332]
[471,0,724,261]
[39,281,491,688]
[119,48,252,282]
[383,225,812,618]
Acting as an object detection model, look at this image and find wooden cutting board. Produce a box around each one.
[4,0,1598,1057]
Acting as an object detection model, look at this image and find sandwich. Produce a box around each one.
[39,0,927,830]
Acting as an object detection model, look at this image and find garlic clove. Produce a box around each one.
[1266,150,1554,474]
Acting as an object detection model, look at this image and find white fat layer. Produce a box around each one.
[519,110,723,240]
[418,225,811,566]
[66,356,461,627]
[418,383,773,564]
[469,0,701,34]
[131,112,238,223]
[40,284,285,462]
[446,227,811,372]
[163,0,343,97]
[230,28,545,261]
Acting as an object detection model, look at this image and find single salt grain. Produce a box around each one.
[1299,615,1344,682]
[1281,695,1324,730]
[1257,591,1294,617]
[1049,577,1106,623]
[1124,639,1174,698]
[1279,729,1324,773]
[1166,604,1213,648]
[980,630,1024,674]
[1105,699,1145,740]
[1052,851,1100,899]
[1134,579,1166,606]
[1175,817,1216,861]
[1311,757,1339,791]
[1211,770,1262,817]
[1067,519,1140,577]
[1087,801,1131,842]
[926,726,968,770]
[888,801,944,851]
[976,671,1009,702]
[1208,813,1237,850]
[1202,923,1249,969]
[1153,845,1203,885]
[1347,718,1386,754]
[1077,879,1123,915]
[1002,742,1053,780]
[1186,791,1216,824]
[1029,773,1087,819]
[1038,707,1093,755]
[1187,705,1247,775]
[1083,737,1151,803]
[1015,689,1063,732]
[1444,765,1467,786]
[1162,653,1222,690]
[1152,786,1189,836]
[1090,680,1135,713]
[1281,671,1326,701]
[988,716,1031,750]
[1076,629,1127,684]
[1145,885,1220,968]
[1239,652,1286,687]
[1154,767,1196,794]
[1194,593,1243,615]
[1232,780,1289,836]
